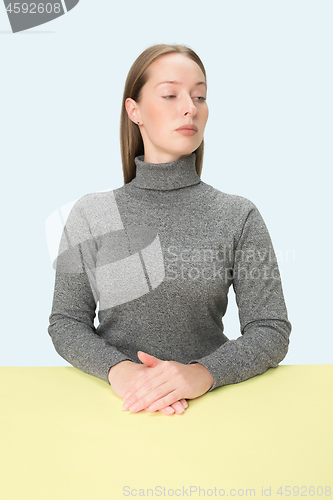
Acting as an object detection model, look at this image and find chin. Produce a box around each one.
[178,137,202,151]
[176,141,199,154]
[157,139,200,161]
[172,150,194,160]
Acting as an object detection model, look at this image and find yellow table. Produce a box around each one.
[1,365,332,500]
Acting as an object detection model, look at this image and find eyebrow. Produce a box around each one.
[155,80,207,89]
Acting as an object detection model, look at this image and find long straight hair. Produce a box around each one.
[120,44,207,184]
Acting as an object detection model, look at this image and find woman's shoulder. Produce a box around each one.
[63,188,124,237]
[201,181,258,215]
[69,187,121,214]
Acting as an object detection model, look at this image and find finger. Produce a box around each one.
[125,381,171,413]
[128,372,185,413]
[142,403,175,415]
[179,399,188,409]
[123,370,172,410]
[143,389,181,413]
[170,401,185,414]
[148,401,186,415]
[123,363,166,401]
[137,351,162,368]
[158,406,175,415]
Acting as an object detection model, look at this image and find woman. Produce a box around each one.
[48,44,291,416]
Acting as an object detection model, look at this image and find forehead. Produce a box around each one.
[146,53,205,85]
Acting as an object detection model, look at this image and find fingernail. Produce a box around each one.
[124,392,131,399]
[122,401,131,410]
[129,403,139,412]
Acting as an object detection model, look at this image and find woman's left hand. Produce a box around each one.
[122,351,215,413]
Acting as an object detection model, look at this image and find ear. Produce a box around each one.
[125,97,141,125]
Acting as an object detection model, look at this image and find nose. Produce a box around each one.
[181,94,197,117]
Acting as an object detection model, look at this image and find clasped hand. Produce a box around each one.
[108,351,214,415]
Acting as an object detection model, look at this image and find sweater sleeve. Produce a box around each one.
[48,196,133,384]
[188,201,292,392]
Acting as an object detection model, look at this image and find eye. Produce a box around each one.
[163,95,207,101]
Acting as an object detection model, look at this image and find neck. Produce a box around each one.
[143,152,192,164]
[129,152,201,191]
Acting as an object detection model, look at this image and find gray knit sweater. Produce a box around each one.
[48,152,291,392]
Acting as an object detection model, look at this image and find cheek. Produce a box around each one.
[145,100,165,126]
[144,106,172,139]
[202,105,209,121]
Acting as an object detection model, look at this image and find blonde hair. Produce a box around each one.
[120,44,207,184]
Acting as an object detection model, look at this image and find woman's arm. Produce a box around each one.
[48,266,134,383]
[48,197,133,383]
[187,202,292,391]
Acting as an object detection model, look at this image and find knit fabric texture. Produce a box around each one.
[48,152,291,392]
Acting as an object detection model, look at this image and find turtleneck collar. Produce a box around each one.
[130,152,201,191]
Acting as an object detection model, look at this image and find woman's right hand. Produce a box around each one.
[108,360,188,415]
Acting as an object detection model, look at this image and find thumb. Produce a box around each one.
[137,351,162,368]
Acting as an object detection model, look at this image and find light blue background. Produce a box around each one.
[1,0,332,366]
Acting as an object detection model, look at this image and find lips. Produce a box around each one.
[176,124,198,132]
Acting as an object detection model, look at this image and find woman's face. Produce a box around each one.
[126,52,209,164]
